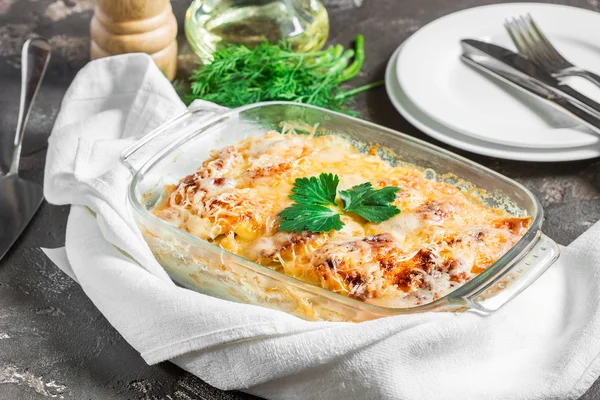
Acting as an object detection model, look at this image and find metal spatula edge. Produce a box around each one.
[0,38,51,261]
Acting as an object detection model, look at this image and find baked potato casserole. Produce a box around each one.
[151,128,530,308]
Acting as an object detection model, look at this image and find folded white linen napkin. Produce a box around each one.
[42,53,600,400]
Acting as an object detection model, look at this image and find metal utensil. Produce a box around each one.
[461,39,600,135]
[464,39,600,121]
[505,14,600,88]
[461,39,600,120]
[0,38,51,261]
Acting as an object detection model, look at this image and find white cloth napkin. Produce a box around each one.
[42,53,600,400]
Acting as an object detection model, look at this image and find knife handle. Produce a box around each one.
[550,94,600,136]
[8,38,51,176]
[549,83,600,120]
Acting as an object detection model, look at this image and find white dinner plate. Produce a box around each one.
[386,44,600,162]
[397,3,600,149]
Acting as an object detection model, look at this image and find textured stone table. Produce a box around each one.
[1,0,599,398]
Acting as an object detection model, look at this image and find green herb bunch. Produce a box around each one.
[183,35,382,114]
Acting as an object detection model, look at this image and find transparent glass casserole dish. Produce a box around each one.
[121,102,560,322]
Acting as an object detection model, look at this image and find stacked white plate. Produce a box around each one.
[386,2,600,161]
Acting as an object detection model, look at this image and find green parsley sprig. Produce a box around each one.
[340,182,401,223]
[278,173,401,233]
[290,173,339,206]
[278,204,344,233]
[182,35,383,114]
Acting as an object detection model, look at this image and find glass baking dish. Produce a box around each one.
[121,102,559,322]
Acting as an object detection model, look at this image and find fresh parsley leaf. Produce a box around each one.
[278,204,344,233]
[340,182,401,223]
[289,173,339,206]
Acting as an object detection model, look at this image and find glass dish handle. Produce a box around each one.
[466,233,560,313]
[120,101,227,174]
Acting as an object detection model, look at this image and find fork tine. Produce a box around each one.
[521,14,555,67]
[506,13,578,74]
[515,16,547,62]
[504,19,528,54]
[511,17,537,60]
[525,14,564,63]
[505,18,534,58]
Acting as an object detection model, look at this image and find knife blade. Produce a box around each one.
[461,39,600,121]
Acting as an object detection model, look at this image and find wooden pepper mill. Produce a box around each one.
[90,0,178,80]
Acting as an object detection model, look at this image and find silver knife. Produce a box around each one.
[461,39,600,121]
[460,39,600,134]
[0,38,50,261]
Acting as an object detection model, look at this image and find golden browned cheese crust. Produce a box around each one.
[152,130,530,308]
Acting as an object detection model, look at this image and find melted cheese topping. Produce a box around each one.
[152,130,530,308]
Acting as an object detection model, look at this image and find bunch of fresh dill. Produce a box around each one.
[182,35,382,114]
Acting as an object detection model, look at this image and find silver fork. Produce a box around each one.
[504,14,600,89]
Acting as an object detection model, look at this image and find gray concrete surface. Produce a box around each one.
[0,0,599,398]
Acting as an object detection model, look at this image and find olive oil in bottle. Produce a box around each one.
[185,0,329,62]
